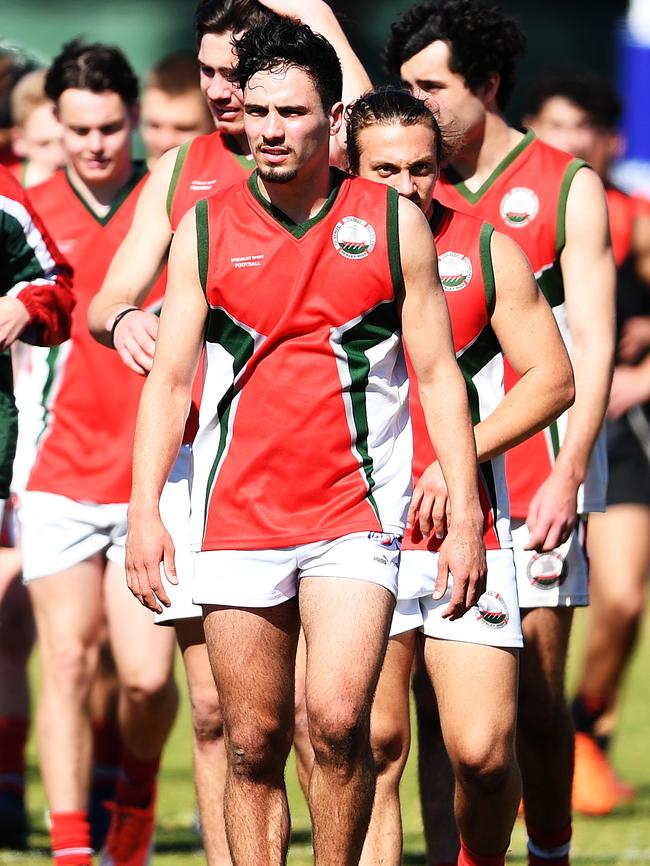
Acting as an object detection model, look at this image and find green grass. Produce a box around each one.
[3,610,649,865]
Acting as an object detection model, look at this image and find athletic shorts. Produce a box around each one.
[391,548,522,648]
[192,531,401,609]
[19,492,127,581]
[605,413,650,508]
[154,445,199,626]
[512,518,588,609]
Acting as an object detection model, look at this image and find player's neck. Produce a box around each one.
[449,111,525,193]
[66,158,135,219]
[255,161,334,225]
[227,131,251,155]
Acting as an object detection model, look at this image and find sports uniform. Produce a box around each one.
[437,129,606,608]
[154,131,254,624]
[394,202,521,647]
[0,166,73,504]
[190,171,410,607]
[19,165,165,580]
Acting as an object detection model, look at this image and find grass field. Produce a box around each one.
[2,608,649,865]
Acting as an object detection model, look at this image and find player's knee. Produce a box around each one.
[370,714,408,778]
[309,699,369,770]
[606,591,645,629]
[518,681,566,734]
[453,738,514,796]
[190,688,224,747]
[226,721,292,783]
[43,641,94,698]
[121,667,177,712]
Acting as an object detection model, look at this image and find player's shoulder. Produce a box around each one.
[22,168,67,205]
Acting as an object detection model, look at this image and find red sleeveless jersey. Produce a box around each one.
[437,130,606,517]
[167,131,254,441]
[403,203,510,553]
[27,167,165,503]
[190,172,412,551]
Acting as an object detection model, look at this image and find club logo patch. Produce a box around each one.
[475,591,509,629]
[438,251,473,291]
[332,216,376,259]
[527,550,566,590]
[499,187,539,228]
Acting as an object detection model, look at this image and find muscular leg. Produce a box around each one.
[518,607,573,832]
[28,556,104,811]
[176,617,231,866]
[203,599,300,866]
[300,577,394,866]
[360,630,416,866]
[412,640,458,866]
[577,506,650,733]
[425,638,520,857]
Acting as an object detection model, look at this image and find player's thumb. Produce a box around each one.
[162,535,178,584]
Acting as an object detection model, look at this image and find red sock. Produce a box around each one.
[114,748,160,808]
[0,716,29,796]
[526,821,571,865]
[91,717,122,788]
[457,838,507,866]
[50,810,92,865]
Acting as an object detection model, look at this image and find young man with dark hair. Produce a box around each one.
[20,40,178,866]
[126,18,486,866]
[87,3,371,862]
[0,164,73,850]
[344,87,573,866]
[141,52,214,168]
[385,3,616,865]
[525,69,650,816]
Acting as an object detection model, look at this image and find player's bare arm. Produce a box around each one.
[398,197,486,619]
[0,296,30,351]
[527,166,616,551]
[258,0,371,162]
[87,146,179,372]
[126,207,207,613]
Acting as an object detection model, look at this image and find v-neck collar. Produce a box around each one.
[247,168,345,239]
[64,161,147,225]
[444,128,536,204]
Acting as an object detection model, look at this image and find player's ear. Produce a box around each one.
[329,101,344,137]
[478,72,500,109]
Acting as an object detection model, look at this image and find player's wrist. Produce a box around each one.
[109,306,140,348]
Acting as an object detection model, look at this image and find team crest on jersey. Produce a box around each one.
[499,187,539,228]
[332,216,376,259]
[527,550,566,590]
[438,251,473,291]
[475,591,509,629]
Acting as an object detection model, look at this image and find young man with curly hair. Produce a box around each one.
[385,2,616,865]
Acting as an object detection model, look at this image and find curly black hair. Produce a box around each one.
[45,39,139,107]
[384,0,526,111]
[233,17,342,110]
[194,0,276,47]
[524,68,622,131]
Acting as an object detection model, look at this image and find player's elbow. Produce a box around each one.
[546,359,575,422]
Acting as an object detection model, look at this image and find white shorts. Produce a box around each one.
[391,548,523,648]
[153,445,199,625]
[19,492,127,581]
[512,518,589,608]
[192,531,401,608]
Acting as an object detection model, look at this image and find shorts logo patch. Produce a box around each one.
[475,591,509,629]
[332,216,376,259]
[367,532,400,550]
[438,251,473,291]
[499,187,539,228]
[527,551,566,589]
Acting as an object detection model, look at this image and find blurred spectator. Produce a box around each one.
[141,50,213,167]
[10,69,65,188]
[0,46,38,167]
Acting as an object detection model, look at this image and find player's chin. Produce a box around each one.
[257,165,299,185]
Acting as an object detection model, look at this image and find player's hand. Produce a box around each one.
[0,296,30,351]
[112,310,159,376]
[407,460,449,543]
[125,509,177,614]
[607,365,650,419]
[434,512,486,620]
[618,316,650,364]
[525,464,579,552]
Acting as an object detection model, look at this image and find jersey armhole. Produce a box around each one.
[555,158,589,257]
[166,141,191,222]
[195,198,209,297]
[479,222,496,315]
[386,186,403,299]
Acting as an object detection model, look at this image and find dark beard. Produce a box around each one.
[256,165,299,184]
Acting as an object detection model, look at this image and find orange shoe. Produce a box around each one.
[99,801,154,866]
[572,732,617,815]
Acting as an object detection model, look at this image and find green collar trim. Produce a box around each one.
[445,128,536,204]
[64,161,147,225]
[247,168,344,239]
